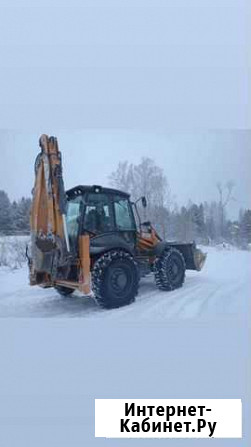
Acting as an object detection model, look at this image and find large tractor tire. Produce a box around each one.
[92,250,139,309]
[55,285,74,297]
[154,247,186,291]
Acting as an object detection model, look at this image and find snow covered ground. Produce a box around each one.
[0,246,250,320]
[0,244,250,447]
[0,235,29,269]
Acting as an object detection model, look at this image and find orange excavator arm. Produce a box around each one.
[29,135,91,294]
[29,135,70,286]
[31,135,69,251]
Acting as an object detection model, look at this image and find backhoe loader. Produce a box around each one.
[28,135,206,309]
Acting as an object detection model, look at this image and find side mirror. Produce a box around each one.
[142,196,147,208]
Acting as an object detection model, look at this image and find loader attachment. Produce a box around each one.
[168,242,207,271]
[29,135,91,294]
[191,246,207,271]
[137,222,206,272]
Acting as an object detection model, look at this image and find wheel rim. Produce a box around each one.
[167,256,184,285]
[110,267,130,294]
[106,262,134,300]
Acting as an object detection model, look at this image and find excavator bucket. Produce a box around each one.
[29,135,70,285]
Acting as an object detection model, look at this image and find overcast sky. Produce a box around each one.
[0,129,250,220]
[0,2,249,220]
[0,1,248,129]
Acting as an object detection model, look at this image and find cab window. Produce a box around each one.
[83,193,114,233]
[66,196,82,240]
[114,197,135,230]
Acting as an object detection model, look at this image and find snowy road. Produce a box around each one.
[0,247,250,447]
[0,247,250,320]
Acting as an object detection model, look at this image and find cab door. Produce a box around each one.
[113,195,137,247]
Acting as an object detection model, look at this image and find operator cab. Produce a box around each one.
[66,185,137,251]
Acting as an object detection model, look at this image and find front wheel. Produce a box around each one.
[154,248,186,291]
[92,250,139,309]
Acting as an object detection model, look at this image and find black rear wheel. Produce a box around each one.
[92,250,139,309]
[154,248,186,291]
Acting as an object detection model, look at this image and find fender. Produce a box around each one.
[151,241,169,257]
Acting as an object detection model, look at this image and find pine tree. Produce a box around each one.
[189,203,205,242]
[240,210,251,247]
[0,190,12,234]
[12,197,31,234]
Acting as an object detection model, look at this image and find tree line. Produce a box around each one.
[0,156,250,248]
[109,157,251,249]
[0,190,31,235]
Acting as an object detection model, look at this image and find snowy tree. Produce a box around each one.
[109,157,173,238]
[173,205,194,242]
[239,210,251,248]
[189,203,206,242]
[216,181,235,240]
[11,197,31,234]
[0,190,12,234]
[0,191,31,235]
[109,163,245,247]
[108,161,134,194]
